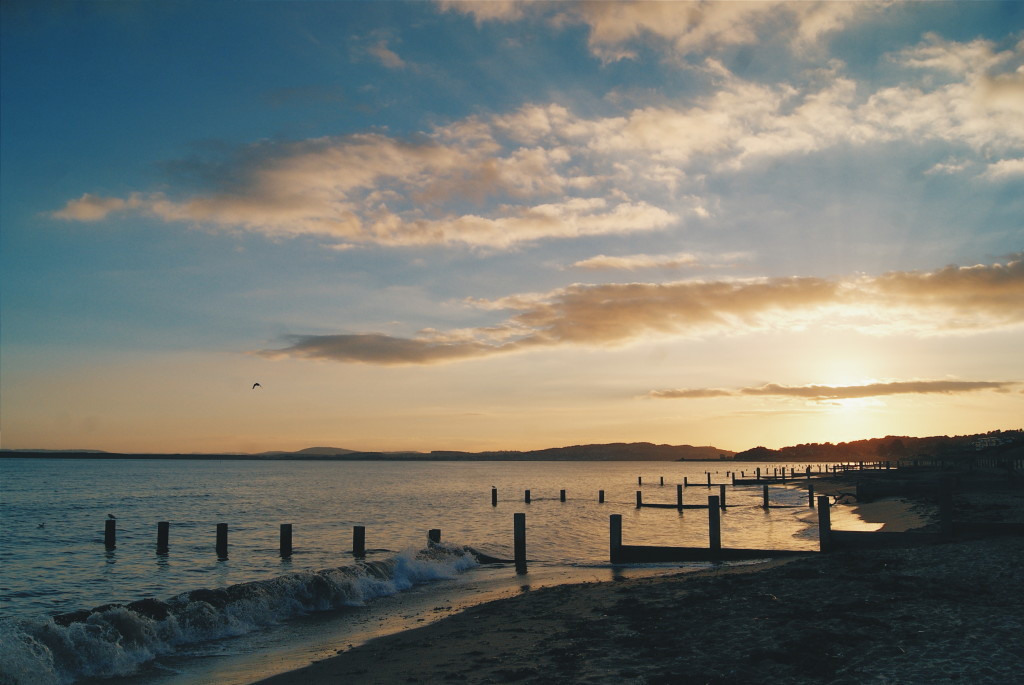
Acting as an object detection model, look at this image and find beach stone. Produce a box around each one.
[52,609,91,626]
[127,597,171,621]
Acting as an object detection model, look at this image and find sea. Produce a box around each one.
[0,457,841,685]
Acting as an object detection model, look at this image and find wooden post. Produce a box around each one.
[609,514,622,564]
[428,529,441,544]
[638,476,642,486]
[156,521,169,553]
[599,490,605,503]
[781,467,787,483]
[525,489,531,503]
[706,472,712,487]
[280,524,293,558]
[683,476,688,486]
[560,489,566,502]
[731,472,736,485]
[756,467,761,481]
[660,476,664,486]
[104,519,116,550]
[352,525,365,557]
[636,490,642,508]
[676,483,683,508]
[762,485,769,508]
[719,484,727,509]
[216,523,228,559]
[817,496,832,552]
[708,496,721,552]
[491,487,497,507]
[940,477,954,539]
[808,484,815,508]
[514,513,527,575]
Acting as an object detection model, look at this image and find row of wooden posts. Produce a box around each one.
[491,483,819,509]
[102,518,442,559]
[100,488,957,573]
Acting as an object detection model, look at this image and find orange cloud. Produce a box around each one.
[260,257,1024,365]
[649,380,1020,400]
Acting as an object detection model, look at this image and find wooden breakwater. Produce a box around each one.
[89,462,1022,575]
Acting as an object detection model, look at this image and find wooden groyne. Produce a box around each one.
[610,504,807,563]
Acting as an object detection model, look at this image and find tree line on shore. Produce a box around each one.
[732,429,1023,462]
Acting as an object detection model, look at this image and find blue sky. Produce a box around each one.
[2,1,1022,453]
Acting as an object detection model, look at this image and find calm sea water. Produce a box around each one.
[0,458,824,684]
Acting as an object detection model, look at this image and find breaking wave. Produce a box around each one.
[0,544,478,685]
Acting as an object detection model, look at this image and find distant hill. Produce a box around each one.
[260,446,359,456]
[0,442,732,461]
[504,442,732,461]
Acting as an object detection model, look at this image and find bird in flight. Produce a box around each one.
[252,382,262,389]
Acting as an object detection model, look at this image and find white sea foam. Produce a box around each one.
[0,544,477,685]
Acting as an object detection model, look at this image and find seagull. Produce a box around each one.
[252,382,262,389]
[107,514,116,520]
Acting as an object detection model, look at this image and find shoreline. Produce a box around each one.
[252,467,1024,685]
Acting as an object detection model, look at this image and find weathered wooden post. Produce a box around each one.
[216,523,228,559]
[762,485,770,508]
[599,490,605,503]
[525,489,531,503]
[719,484,727,509]
[781,467,787,483]
[676,483,683,508]
[756,467,761,481]
[491,487,497,507]
[514,513,527,575]
[806,465,812,478]
[683,476,689,487]
[560,489,566,502]
[708,496,721,552]
[609,514,623,564]
[706,472,712,487]
[280,524,293,558]
[156,521,169,553]
[638,476,642,486]
[808,484,815,508]
[352,525,366,557]
[428,529,441,544]
[636,490,643,508]
[104,518,116,550]
[940,477,954,539]
[817,496,832,552]
[660,476,664,486]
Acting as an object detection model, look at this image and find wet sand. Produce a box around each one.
[256,468,1024,685]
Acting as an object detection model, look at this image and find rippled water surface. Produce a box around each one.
[1,457,822,683]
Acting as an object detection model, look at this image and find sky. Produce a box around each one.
[1,1,1022,455]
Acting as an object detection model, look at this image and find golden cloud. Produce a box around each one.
[649,380,1020,401]
[260,257,1024,365]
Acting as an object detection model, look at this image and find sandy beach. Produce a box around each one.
[256,467,1024,685]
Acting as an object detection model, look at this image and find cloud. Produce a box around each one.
[367,39,407,69]
[983,158,1024,180]
[649,380,1020,401]
[53,37,1023,246]
[438,1,876,61]
[52,193,141,221]
[570,250,749,271]
[260,256,1024,365]
[259,333,502,365]
[572,251,700,271]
